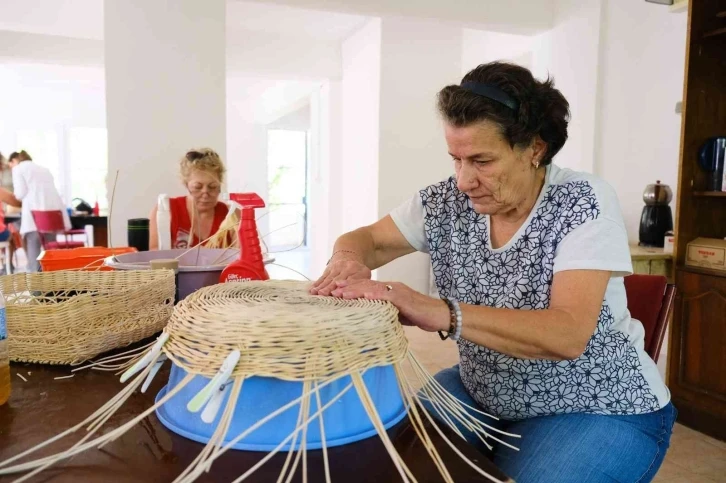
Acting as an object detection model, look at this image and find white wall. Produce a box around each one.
[374,18,462,293]
[308,80,341,274]
[460,0,603,174]
[104,0,227,247]
[594,0,687,242]
[339,19,382,234]
[462,29,535,73]
[531,0,603,173]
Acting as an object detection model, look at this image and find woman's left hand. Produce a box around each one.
[330,280,450,333]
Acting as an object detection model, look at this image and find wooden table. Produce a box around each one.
[4,214,108,247]
[0,362,512,483]
[629,245,674,282]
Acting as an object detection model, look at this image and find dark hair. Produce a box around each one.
[9,150,32,162]
[437,62,570,166]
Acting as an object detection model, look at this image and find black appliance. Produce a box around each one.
[639,180,673,248]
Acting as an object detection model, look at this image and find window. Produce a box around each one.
[266,129,308,250]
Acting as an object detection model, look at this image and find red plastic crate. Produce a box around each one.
[38,247,138,272]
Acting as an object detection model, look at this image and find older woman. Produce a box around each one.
[312,62,675,483]
[149,148,228,250]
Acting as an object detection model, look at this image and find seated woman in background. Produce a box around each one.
[149,148,229,250]
[312,62,675,483]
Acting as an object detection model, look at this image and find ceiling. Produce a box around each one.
[227,1,368,41]
[0,0,552,42]
[0,0,368,41]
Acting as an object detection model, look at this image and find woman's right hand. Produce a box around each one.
[309,253,371,296]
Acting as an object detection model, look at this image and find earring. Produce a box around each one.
[534,161,540,169]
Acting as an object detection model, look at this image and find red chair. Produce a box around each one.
[31,210,86,250]
[624,274,676,361]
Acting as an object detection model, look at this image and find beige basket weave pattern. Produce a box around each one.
[0,270,176,365]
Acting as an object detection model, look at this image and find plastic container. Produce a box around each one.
[156,195,172,250]
[105,249,273,300]
[155,362,406,451]
[220,193,268,283]
[0,288,10,406]
[127,218,150,252]
[38,247,138,272]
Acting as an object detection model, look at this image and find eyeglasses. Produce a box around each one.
[186,151,205,162]
[189,184,221,194]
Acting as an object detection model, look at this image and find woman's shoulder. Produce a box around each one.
[167,196,189,217]
[419,176,464,207]
[547,164,623,221]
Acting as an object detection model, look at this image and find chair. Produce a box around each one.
[31,210,86,250]
[0,214,10,275]
[624,274,676,361]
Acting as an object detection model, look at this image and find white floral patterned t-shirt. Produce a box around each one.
[390,164,670,420]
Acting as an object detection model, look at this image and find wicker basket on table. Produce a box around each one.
[0,270,175,365]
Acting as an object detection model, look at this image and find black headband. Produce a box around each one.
[460,82,519,112]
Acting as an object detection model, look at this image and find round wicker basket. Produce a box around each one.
[0,270,175,365]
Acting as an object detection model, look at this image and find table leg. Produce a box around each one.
[94,225,108,247]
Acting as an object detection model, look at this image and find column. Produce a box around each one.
[104,0,226,247]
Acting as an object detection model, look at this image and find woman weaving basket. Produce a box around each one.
[312,62,676,483]
[149,148,230,250]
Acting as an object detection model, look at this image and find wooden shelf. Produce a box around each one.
[693,191,726,197]
[703,26,726,38]
[677,264,726,278]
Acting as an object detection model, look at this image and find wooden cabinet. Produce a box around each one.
[668,269,726,440]
[667,0,726,441]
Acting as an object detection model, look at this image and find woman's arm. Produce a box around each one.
[148,206,159,250]
[334,269,611,361]
[0,187,21,208]
[310,215,417,296]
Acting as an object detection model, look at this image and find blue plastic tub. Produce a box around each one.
[155,362,407,451]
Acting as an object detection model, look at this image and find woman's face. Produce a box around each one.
[186,169,221,211]
[445,119,545,216]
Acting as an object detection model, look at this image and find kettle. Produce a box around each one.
[638,181,673,247]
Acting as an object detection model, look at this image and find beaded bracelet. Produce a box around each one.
[438,297,463,341]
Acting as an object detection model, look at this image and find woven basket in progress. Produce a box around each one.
[0,270,175,365]
[0,280,519,483]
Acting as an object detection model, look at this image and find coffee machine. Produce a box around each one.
[639,180,673,247]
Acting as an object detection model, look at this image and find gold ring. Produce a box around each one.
[385,284,393,291]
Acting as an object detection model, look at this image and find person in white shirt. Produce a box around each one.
[311,62,676,483]
[8,150,70,272]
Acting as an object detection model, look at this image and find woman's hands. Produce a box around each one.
[309,252,372,296]
[328,279,450,333]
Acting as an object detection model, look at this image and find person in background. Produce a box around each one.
[0,153,19,273]
[8,150,71,272]
[0,152,14,196]
[149,148,229,250]
[312,62,675,483]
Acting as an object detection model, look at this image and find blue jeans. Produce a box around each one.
[427,366,677,483]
